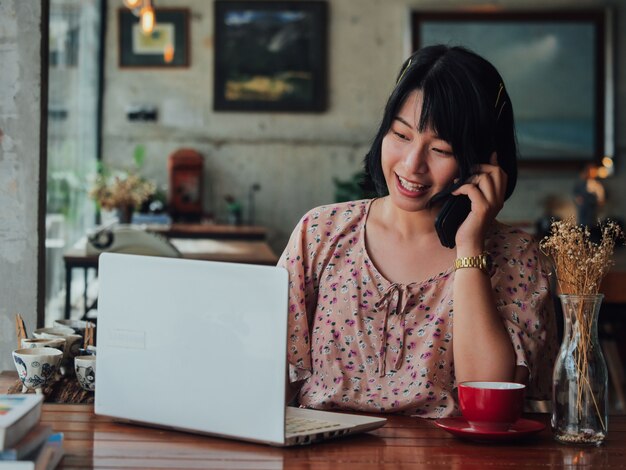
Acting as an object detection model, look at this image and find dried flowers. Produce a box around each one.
[540,218,623,295]
[89,170,156,211]
[89,146,156,213]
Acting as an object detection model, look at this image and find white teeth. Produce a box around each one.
[398,175,428,192]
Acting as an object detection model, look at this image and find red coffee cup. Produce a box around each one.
[458,381,525,432]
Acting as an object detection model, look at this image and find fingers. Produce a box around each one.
[451,152,506,215]
[453,181,487,206]
[489,151,498,166]
[454,182,489,214]
[453,171,503,214]
[474,172,499,208]
[449,152,504,245]
[478,169,506,204]
[452,181,501,227]
[472,154,507,203]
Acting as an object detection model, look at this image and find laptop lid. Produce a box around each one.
[95,253,288,445]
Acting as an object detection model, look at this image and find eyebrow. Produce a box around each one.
[393,116,451,148]
[393,116,413,128]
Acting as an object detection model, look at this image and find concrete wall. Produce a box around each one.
[0,1,44,371]
[0,0,620,370]
[102,0,626,255]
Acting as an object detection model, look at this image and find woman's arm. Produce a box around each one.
[451,153,521,383]
[278,208,324,405]
[452,263,518,383]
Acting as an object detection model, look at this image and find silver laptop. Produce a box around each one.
[95,253,386,446]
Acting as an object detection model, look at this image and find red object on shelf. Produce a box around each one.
[168,149,204,221]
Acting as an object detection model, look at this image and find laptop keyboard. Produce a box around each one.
[285,416,343,435]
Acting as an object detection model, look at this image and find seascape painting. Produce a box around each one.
[416,15,602,163]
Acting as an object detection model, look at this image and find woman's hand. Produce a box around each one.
[452,152,507,255]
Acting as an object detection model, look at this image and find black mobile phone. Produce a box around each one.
[434,145,498,248]
[434,193,471,249]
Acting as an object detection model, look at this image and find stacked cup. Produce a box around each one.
[33,327,82,376]
[14,321,97,394]
[54,320,97,391]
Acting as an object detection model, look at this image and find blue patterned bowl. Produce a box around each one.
[12,347,63,393]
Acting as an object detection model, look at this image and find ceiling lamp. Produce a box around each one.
[123,0,142,9]
[140,1,155,35]
[124,0,156,35]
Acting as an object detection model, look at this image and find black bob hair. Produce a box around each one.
[363,44,518,203]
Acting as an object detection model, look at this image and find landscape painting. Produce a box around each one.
[214,1,328,112]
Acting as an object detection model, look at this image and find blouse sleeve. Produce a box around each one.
[490,232,558,399]
[277,212,320,383]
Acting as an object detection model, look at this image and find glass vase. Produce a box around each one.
[552,294,608,446]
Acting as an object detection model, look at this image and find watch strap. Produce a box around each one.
[454,253,492,274]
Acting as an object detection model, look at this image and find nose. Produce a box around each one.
[403,140,428,174]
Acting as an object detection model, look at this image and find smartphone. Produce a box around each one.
[434,194,471,248]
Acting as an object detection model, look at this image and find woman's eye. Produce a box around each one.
[393,131,409,141]
[432,147,454,156]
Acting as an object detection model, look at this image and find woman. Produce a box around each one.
[278,45,557,418]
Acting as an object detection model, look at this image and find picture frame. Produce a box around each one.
[119,8,190,68]
[214,1,328,112]
[412,10,613,170]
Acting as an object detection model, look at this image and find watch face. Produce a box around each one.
[484,255,493,272]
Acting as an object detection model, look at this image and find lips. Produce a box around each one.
[396,174,431,196]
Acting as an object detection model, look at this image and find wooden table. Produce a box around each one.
[149,223,267,240]
[170,238,278,264]
[2,372,625,469]
[63,239,278,320]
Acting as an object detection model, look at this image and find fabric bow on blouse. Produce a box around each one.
[374,282,417,376]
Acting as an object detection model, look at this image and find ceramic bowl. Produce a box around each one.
[74,355,96,392]
[33,327,82,359]
[12,347,63,393]
[458,381,526,432]
[20,337,65,353]
[77,345,97,356]
[33,326,75,338]
[53,319,95,337]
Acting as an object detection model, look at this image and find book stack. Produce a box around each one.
[0,395,64,470]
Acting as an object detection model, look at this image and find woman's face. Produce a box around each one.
[381,89,459,213]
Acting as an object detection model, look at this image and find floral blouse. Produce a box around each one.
[278,199,557,418]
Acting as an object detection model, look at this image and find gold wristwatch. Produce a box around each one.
[454,253,492,274]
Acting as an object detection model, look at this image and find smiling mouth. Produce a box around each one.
[397,174,430,192]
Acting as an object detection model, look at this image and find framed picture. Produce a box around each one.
[119,8,189,68]
[214,1,328,112]
[412,10,613,169]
